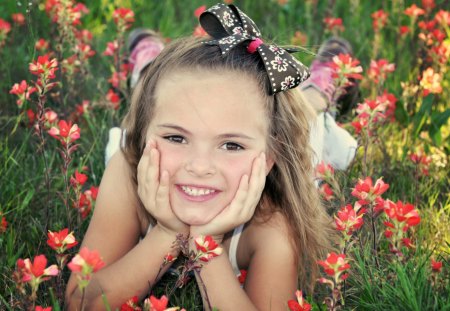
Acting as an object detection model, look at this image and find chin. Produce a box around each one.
[172,205,224,227]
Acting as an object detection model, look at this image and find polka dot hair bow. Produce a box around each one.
[199,3,310,95]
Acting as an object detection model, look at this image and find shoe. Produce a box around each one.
[302,37,360,118]
[127,28,165,87]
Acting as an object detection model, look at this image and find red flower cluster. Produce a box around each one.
[351,177,389,205]
[9,80,37,108]
[368,59,395,85]
[318,252,351,284]
[323,17,344,33]
[68,247,105,290]
[0,18,11,46]
[371,9,388,32]
[113,8,135,31]
[47,228,78,254]
[335,203,366,237]
[194,235,223,262]
[288,290,312,311]
[48,120,81,146]
[409,150,432,175]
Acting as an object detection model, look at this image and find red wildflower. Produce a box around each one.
[323,17,344,33]
[193,25,207,37]
[194,235,223,262]
[16,255,59,283]
[12,13,25,26]
[351,177,389,205]
[431,259,443,273]
[404,4,425,18]
[0,214,7,233]
[422,0,435,11]
[371,9,388,32]
[35,307,52,311]
[71,169,88,187]
[238,269,247,284]
[351,116,369,135]
[399,26,410,36]
[75,29,93,43]
[35,38,50,51]
[48,120,81,146]
[106,89,121,109]
[120,296,141,311]
[143,295,169,311]
[75,100,91,116]
[9,80,37,108]
[0,18,11,46]
[368,59,395,84]
[194,5,206,18]
[112,8,135,30]
[108,71,128,89]
[315,161,335,180]
[76,186,98,219]
[29,54,58,80]
[288,290,312,311]
[103,40,119,56]
[435,10,450,27]
[384,200,420,230]
[76,43,96,61]
[401,237,414,248]
[335,204,366,236]
[318,252,350,282]
[163,253,177,265]
[410,150,432,175]
[329,53,363,88]
[319,183,334,201]
[68,247,105,286]
[47,228,78,253]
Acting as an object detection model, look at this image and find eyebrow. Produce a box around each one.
[157,123,255,140]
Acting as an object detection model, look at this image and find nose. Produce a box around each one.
[184,148,216,177]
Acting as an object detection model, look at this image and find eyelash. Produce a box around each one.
[163,135,186,144]
[163,136,244,151]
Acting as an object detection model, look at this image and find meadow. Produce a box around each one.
[0,0,449,310]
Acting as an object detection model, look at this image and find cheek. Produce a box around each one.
[221,155,255,188]
[157,142,184,175]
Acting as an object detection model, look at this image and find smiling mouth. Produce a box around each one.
[180,185,217,197]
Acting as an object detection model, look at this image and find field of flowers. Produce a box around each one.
[0,0,449,310]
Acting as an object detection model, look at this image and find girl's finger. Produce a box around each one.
[246,153,266,203]
[155,170,170,210]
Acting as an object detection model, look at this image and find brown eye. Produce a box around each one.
[221,142,244,151]
[164,135,186,144]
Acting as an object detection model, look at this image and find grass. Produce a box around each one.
[0,0,449,310]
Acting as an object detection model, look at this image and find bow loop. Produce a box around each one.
[199,3,310,95]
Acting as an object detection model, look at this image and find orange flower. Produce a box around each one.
[404,4,425,18]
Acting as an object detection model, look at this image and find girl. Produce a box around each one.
[66,3,334,310]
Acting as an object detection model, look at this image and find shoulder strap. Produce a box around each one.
[229,224,244,275]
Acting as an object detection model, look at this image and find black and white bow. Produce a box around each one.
[199,3,310,95]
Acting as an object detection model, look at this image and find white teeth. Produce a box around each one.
[181,186,216,196]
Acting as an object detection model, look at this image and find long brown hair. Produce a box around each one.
[121,36,334,291]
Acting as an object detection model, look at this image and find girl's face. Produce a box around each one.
[146,69,273,226]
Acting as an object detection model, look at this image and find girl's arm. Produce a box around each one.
[65,151,182,310]
[191,213,298,311]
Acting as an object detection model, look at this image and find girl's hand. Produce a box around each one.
[190,152,267,241]
[137,139,189,236]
